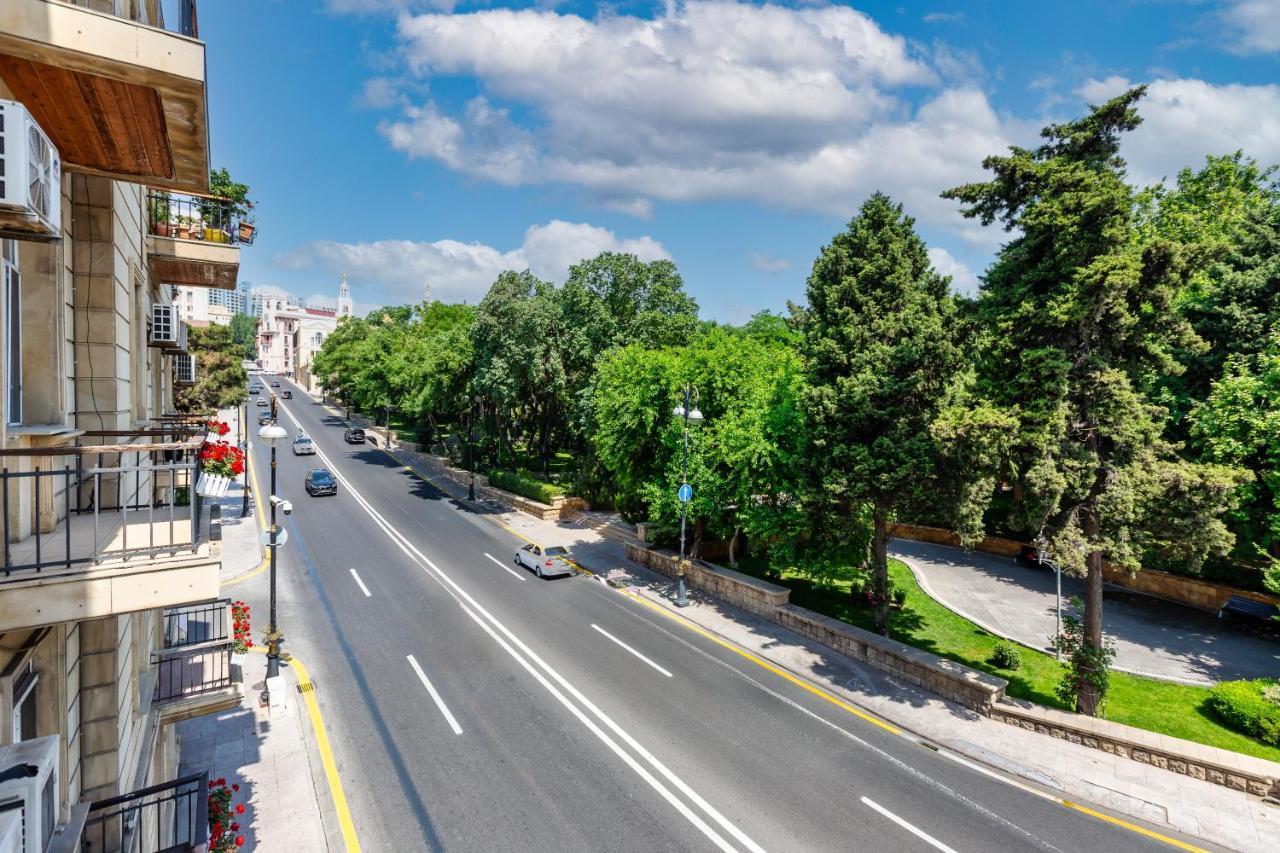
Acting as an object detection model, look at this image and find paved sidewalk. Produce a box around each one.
[891,539,1280,685]
[175,406,334,852]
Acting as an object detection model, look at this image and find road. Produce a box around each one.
[242,377,1214,853]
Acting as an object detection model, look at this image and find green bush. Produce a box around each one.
[1207,679,1280,746]
[488,469,566,504]
[892,586,908,607]
[990,640,1023,671]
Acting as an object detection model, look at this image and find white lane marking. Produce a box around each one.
[861,797,959,853]
[407,654,464,736]
[275,401,758,853]
[591,624,673,678]
[484,552,528,582]
[349,568,372,597]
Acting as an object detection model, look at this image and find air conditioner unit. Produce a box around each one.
[0,100,61,241]
[150,304,181,347]
[175,353,197,385]
[0,735,63,853]
[172,319,189,354]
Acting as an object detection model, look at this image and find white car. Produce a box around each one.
[292,435,316,456]
[515,544,573,578]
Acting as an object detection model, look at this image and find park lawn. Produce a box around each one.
[747,558,1280,764]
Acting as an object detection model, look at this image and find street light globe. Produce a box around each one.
[258,423,287,448]
[688,408,704,423]
[673,405,686,418]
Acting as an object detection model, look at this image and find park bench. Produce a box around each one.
[1218,595,1280,637]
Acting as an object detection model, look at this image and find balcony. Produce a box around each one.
[0,430,221,634]
[0,0,209,194]
[152,598,243,722]
[82,770,209,853]
[146,191,251,290]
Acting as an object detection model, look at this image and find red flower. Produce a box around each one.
[231,822,240,831]
[235,837,245,847]
[232,784,240,792]
[236,803,245,815]
[212,822,222,835]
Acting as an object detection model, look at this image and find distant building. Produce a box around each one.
[256,278,351,393]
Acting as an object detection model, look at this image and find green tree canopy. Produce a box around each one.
[229,313,256,361]
[176,324,247,412]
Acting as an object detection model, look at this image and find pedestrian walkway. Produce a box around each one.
[175,405,335,851]
[891,538,1280,684]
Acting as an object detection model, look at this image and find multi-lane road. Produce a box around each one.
[241,377,1211,853]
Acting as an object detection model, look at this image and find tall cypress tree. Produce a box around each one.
[798,193,962,635]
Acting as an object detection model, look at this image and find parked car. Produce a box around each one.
[282,390,292,399]
[515,543,573,578]
[343,427,365,444]
[257,412,270,426]
[1016,544,1059,572]
[292,434,315,456]
[305,468,337,496]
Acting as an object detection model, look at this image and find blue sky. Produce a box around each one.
[201,1,1280,321]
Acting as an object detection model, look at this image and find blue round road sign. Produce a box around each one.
[678,483,693,503]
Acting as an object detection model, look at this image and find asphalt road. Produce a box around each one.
[242,378,1215,853]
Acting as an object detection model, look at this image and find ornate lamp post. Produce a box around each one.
[257,400,288,690]
[672,385,703,608]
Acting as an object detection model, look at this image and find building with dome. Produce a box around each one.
[255,275,355,392]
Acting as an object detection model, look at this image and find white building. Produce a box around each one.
[173,283,239,325]
[256,277,354,392]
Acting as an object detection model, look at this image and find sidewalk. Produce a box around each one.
[343,399,1278,852]
[175,407,334,852]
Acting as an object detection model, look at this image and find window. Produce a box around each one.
[3,239,20,425]
[11,661,37,742]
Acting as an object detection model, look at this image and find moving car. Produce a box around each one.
[343,427,365,444]
[256,397,267,406]
[257,412,270,426]
[292,434,315,455]
[270,381,280,388]
[515,544,573,578]
[282,390,292,399]
[249,385,261,394]
[305,468,337,496]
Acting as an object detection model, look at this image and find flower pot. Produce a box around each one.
[177,225,192,239]
[205,432,224,445]
[204,227,229,243]
[238,222,256,244]
[196,473,232,498]
[230,651,247,666]
[154,222,173,238]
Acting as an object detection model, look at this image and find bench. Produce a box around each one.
[1218,595,1280,636]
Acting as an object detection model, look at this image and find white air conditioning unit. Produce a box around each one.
[0,100,61,241]
[150,304,181,347]
[0,735,63,853]
[175,353,197,385]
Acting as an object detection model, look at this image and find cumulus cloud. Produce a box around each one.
[927,247,980,295]
[1219,1,1280,55]
[1077,77,1280,188]
[370,2,1019,239]
[272,220,670,305]
[747,252,791,273]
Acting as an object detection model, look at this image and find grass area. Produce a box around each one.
[739,558,1280,763]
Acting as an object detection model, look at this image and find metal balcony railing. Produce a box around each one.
[162,599,231,649]
[146,190,256,246]
[152,641,234,704]
[83,770,208,853]
[63,0,199,39]
[0,434,208,577]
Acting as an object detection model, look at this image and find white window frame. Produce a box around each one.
[3,239,20,426]
[11,661,37,743]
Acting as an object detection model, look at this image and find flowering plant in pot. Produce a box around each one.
[207,777,247,851]
[196,441,245,497]
[205,419,231,444]
[230,600,253,657]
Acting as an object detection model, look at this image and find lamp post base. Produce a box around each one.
[675,578,690,607]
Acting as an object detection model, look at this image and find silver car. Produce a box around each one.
[292,434,316,456]
[515,544,573,578]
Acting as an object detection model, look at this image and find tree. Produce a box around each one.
[176,324,247,412]
[941,88,1240,714]
[229,313,257,361]
[796,192,963,635]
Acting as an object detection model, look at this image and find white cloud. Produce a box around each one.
[927,247,979,295]
[1220,1,1280,55]
[1077,77,1280,188]
[602,197,655,219]
[923,12,966,24]
[747,252,791,272]
[272,220,670,305]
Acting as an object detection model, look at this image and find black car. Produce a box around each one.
[305,468,337,496]
[343,427,365,444]
[271,381,280,388]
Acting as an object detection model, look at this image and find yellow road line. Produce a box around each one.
[223,448,269,586]
[1060,801,1206,852]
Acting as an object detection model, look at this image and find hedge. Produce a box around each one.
[1207,679,1280,746]
[487,469,565,505]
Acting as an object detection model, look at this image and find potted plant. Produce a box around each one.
[149,192,173,237]
[207,777,247,851]
[196,440,245,497]
[175,214,195,240]
[198,167,253,245]
[205,418,231,444]
[230,600,252,663]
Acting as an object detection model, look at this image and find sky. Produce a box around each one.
[201,0,1280,322]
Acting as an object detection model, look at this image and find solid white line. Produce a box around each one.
[275,401,759,853]
[591,624,674,678]
[484,552,528,581]
[861,797,959,853]
[407,654,464,736]
[349,568,372,597]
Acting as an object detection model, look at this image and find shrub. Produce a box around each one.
[990,640,1022,671]
[1207,679,1280,746]
[488,469,565,505]
[892,586,908,607]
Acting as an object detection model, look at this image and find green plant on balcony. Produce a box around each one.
[197,167,254,242]
[148,192,173,237]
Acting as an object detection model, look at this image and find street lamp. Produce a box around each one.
[258,399,288,691]
[240,399,250,518]
[467,395,480,501]
[1036,532,1062,661]
[672,385,703,608]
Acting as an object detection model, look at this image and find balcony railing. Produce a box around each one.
[163,599,230,649]
[0,434,207,577]
[63,0,199,38]
[83,770,208,853]
[152,641,234,704]
[147,191,256,246]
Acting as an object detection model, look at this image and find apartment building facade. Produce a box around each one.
[256,278,353,392]
[0,2,246,849]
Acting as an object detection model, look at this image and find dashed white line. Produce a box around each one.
[407,654,464,736]
[349,568,372,597]
[591,624,673,678]
[484,551,528,581]
[861,796,959,853]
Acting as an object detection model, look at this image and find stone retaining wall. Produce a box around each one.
[626,545,789,617]
[891,523,1280,614]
